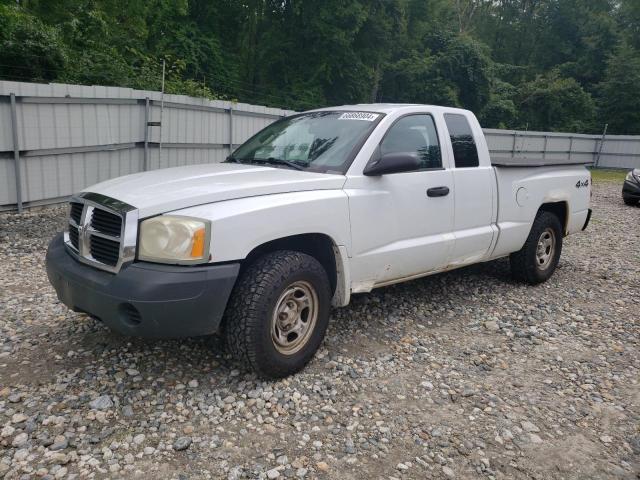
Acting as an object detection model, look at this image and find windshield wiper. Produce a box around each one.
[251,157,306,171]
[225,155,239,163]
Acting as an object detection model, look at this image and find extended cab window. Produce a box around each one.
[380,114,442,169]
[444,113,479,168]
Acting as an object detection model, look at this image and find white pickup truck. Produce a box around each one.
[46,104,592,377]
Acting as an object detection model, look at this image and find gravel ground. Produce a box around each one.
[0,181,638,480]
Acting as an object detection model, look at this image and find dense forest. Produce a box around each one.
[1,0,639,134]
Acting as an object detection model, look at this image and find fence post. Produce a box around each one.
[9,93,23,213]
[542,134,548,161]
[511,131,517,159]
[568,136,573,162]
[595,124,608,168]
[143,97,149,171]
[229,105,234,152]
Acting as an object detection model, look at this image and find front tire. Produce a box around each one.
[223,250,331,378]
[510,211,563,285]
[623,196,637,206]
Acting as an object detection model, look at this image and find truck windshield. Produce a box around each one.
[229,111,383,174]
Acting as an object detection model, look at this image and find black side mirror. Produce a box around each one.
[363,148,420,176]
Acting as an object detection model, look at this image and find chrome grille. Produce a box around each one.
[64,193,138,273]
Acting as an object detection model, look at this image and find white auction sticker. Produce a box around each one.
[338,112,379,121]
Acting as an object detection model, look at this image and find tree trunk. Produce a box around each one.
[370,63,382,102]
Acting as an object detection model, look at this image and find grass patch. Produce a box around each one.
[589,168,628,183]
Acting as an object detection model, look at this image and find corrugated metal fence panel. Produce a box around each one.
[1,79,638,211]
[0,159,16,205]
[150,103,229,145]
[150,147,228,171]
[15,101,143,150]
[0,81,294,210]
[598,135,640,169]
[483,128,639,168]
[0,98,16,205]
[234,114,274,146]
[20,149,145,204]
[483,130,512,151]
[0,99,13,151]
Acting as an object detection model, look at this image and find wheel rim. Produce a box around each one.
[271,280,318,355]
[535,227,556,270]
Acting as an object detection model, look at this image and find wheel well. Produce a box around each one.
[539,201,568,234]
[242,234,337,295]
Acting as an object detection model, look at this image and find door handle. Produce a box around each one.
[427,186,450,197]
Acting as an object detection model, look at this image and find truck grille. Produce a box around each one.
[70,202,83,224]
[90,236,120,266]
[68,225,80,250]
[91,208,122,237]
[64,193,136,273]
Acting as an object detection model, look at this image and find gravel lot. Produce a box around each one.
[0,180,638,480]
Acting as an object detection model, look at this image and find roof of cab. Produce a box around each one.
[308,103,472,115]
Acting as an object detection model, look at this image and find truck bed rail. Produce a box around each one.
[491,158,594,167]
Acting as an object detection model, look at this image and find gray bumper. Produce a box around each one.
[46,233,239,338]
[622,179,640,200]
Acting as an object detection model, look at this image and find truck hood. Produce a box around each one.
[83,163,346,217]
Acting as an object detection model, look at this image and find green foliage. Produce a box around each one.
[0,4,67,81]
[515,71,596,133]
[0,0,638,133]
[598,42,640,134]
[479,79,518,129]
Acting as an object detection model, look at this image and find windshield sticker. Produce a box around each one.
[338,112,380,121]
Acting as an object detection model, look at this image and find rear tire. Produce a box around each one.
[510,211,563,285]
[223,250,331,378]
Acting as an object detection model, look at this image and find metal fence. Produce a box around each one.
[1,80,639,212]
[484,129,640,169]
[0,81,294,212]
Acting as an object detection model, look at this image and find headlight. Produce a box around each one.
[138,216,211,264]
[626,171,633,181]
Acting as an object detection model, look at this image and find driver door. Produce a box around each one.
[344,113,455,289]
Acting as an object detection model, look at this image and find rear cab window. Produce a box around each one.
[444,113,479,168]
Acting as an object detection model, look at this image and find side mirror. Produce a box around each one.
[363,148,420,176]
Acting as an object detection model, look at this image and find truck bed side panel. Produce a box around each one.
[491,165,591,259]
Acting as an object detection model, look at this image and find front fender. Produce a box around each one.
[169,190,352,264]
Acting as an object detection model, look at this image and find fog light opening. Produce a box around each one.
[119,303,142,326]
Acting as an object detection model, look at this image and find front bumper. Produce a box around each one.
[46,233,239,338]
[622,179,640,200]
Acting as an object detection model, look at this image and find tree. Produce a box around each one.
[515,70,596,132]
[1,0,639,133]
[0,4,67,82]
[598,42,640,134]
[480,78,518,129]
[618,0,640,50]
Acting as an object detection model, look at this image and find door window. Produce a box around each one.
[444,113,479,168]
[380,115,442,169]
